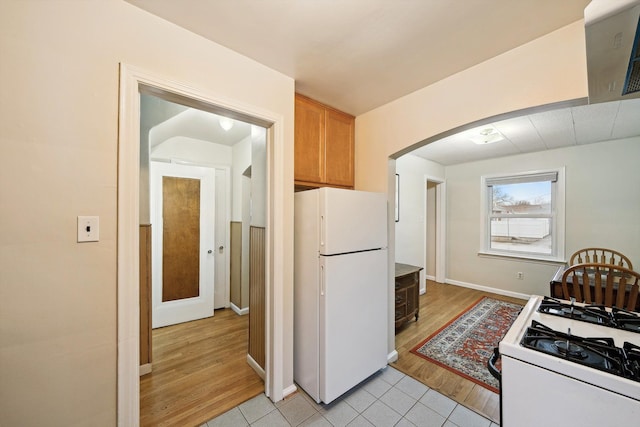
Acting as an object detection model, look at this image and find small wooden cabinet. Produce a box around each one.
[395,263,423,331]
[295,93,354,189]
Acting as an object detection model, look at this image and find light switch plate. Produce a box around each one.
[77,216,99,242]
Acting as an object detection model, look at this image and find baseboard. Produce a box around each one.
[139,363,152,376]
[246,354,265,380]
[445,278,530,300]
[283,384,298,399]
[387,350,399,364]
[425,274,436,281]
[231,303,249,316]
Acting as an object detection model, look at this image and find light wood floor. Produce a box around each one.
[393,280,526,424]
[140,282,524,426]
[140,308,264,427]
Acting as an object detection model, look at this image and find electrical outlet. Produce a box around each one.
[77,216,99,242]
[516,272,524,280]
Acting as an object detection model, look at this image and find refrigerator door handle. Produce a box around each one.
[320,215,325,248]
[320,264,325,296]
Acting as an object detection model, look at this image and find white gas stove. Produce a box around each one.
[498,295,640,426]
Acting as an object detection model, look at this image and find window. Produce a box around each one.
[480,169,565,261]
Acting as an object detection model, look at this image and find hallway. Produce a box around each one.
[140,309,263,426]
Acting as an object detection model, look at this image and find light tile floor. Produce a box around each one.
[201,366,499,427]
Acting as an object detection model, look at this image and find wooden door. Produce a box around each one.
[150,162,215,328]
[162,176,201,302]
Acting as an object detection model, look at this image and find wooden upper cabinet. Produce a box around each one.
[295,94,354,189]
[294,95,325,185]
[324,108,354,187]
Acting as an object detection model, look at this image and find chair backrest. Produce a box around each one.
[561,263,640,311]
[569,247,633,270]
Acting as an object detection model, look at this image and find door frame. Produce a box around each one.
[117,63,286,425]
[213,166,231,309]
[423,176,446,285]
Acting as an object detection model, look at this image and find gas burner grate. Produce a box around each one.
[624,342,640,380]
[520,320,640,382]
[613,307,640,333]
[521,320,625,377]
[538,296,640,333]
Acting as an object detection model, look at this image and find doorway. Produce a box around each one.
[424,177,445,286]
[141,91,267,419]
[117,64,286,425]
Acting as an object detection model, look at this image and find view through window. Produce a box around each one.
[482,170,564,259]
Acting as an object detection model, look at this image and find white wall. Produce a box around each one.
[151,136,233,164]
[355,21,588,193]
[394,137,640,303]
[356,20,587,357]
[394,155,438,291]
[0,1,294,425]
[251,127,268,227]
[395,156,445,292]
[139,95,188,222]
[444,138,640,296]
[232,136,252,221]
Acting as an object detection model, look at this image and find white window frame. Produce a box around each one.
[479,168,565,262]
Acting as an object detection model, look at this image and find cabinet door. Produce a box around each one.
[295,95,325,184]
[324,109,354,187]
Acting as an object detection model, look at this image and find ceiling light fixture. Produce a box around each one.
[470,126,504,145]
[219,117,234,131]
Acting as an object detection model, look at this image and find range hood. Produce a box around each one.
[585,0,640,104]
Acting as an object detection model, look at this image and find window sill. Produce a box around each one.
[477,251,566,266]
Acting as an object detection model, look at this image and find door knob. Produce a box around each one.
[207,249,213,254]
[219,246,224,250]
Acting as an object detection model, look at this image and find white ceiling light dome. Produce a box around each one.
[219,117,234,131]
[470,126,504,145]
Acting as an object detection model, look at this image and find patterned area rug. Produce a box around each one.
[410,296,522,393]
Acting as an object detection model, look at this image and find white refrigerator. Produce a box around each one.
[294,187,389,404]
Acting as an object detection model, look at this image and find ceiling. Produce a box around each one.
[141,94,252,150]
[410,98,640,165]
[126,0,590,116]
[130,0,640,165]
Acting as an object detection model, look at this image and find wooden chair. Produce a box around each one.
[569,247,633,269]
[561,263,640,311]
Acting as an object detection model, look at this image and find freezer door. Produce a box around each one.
[320,188,387,255]
[319,249,388,403]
